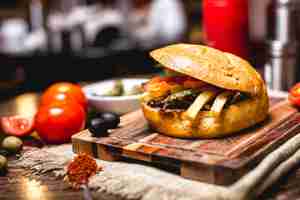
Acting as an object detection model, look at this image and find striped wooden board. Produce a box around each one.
[72,98,300,185]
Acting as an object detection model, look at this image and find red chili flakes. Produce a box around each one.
[66,153,101,188]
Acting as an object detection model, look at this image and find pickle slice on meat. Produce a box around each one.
[210,91,233,116]
[164,89,197,102]
[184,91,216,120]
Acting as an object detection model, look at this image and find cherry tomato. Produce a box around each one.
[35,101,86,144]
[1,116,34,137]
[40,82,87,110]
[289,83,300,107]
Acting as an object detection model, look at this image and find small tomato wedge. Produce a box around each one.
[289,83,300,107]
[1,116,35,137]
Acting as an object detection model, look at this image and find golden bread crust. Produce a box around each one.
[141,86,269,138]
[150,43,263,95]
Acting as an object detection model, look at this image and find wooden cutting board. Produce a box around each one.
[72,98,300,185]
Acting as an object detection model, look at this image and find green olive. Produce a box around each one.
[2,136,23,154]
[104,80,124,96]
[0,155,7,172]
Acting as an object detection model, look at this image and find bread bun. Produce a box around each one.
[150,44,263,95]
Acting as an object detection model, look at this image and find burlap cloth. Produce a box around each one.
[15,133,300,200]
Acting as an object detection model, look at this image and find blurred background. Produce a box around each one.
[0,0,299,97]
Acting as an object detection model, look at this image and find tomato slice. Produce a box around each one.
[1,116,35,137]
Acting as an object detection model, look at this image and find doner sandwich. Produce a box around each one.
[141,44,269,138]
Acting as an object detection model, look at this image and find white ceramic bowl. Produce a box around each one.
[83,78,148,115]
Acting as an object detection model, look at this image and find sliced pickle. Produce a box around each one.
[184,91,216,120]
[210,91,233,116]
[164,89,196,102]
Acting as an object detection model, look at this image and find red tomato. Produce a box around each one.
[289,83,300,107]
[40,82,87,110]
[40,92,76,107]
[35,101,86,144]
[1,116,35,137]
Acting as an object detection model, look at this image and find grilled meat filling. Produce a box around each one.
[144,75,250,113]
[148,89,199,111]
[147,90,249,112]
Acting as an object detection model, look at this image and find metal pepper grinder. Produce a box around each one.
[264,0,298,91]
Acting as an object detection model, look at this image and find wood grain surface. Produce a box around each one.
[72,99,300,185]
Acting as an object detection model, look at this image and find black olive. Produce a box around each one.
[0,149,9,157]
[88,118,110,137]
[100,112,120,129]
[88,112,120,138]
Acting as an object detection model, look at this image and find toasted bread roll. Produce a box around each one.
[150,44,263,95]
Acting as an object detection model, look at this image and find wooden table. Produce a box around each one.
[1,93,300,200]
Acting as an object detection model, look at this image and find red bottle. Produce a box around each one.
[203,0,250,60]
